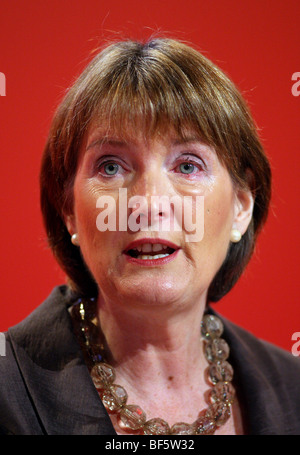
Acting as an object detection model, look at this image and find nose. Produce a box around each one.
[127,167,174,232]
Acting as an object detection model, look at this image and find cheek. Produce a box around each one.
[73,183,105,264]
[205,196,234,236]
[74,188,98,240]
[202,190,235,264]
[73,181,125,268]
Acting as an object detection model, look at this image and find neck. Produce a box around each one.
[96,293,209,389]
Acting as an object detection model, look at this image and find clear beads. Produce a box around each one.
[201,314,224,340]
[119,404,147,430]
[144,418,171,435]
[209,360,234,384]
[194,416,216,435]
[211,381,235,404]
[170,422,195,435]
[101,384,128,411]
[207,402,231,426]
[201,313,235,431]
[205,338,230,363]
[91,363,115,388]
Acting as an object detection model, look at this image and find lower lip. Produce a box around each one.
[124,249,180,266]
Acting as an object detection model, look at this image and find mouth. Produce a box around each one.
[123,239,180,265]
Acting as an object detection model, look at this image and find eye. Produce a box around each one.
[96,158,125,178]
[103,162,119,175]
[174,156,205,176]
[179,162,197,174]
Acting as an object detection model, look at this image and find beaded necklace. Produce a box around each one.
[70,298,235,435]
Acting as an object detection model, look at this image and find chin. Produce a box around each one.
[112,274,194,310]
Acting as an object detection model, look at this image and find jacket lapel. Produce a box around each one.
[8,286,116,435]
[209,308,284,435]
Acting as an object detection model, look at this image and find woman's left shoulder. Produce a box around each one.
[211,310,300,434]
[224,313,299,370]
[210,308,299,369]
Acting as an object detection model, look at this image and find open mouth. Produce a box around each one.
[123,239,180,263]
[125,243,176,260]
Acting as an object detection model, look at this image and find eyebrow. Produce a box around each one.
[86,138,130,151]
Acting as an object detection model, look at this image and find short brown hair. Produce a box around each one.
[40,37,271,302]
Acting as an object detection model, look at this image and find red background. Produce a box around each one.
[0,0,299,351]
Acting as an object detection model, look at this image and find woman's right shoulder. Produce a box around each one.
[0,332,44,434]
[0,285,78,435]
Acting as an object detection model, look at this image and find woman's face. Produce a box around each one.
[66,123,253,310]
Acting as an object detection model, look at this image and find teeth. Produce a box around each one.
[152,243,164,252]
[141,243,152,253]
[133,243,170,253]
[138,253,170,260]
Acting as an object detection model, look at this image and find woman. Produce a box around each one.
[0,37,299,435]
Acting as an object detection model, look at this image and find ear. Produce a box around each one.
[64,214,78,237]
[64,214,80,246]
[233,189,254,235]
[232,174,255,236]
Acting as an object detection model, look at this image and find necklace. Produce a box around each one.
[70,298,235,435]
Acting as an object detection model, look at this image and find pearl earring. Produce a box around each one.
[230,229,242,243]
[71,233,79,246]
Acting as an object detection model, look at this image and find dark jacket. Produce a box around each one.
[0,285,299,435]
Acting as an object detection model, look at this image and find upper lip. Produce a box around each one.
[123,238,180,254]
